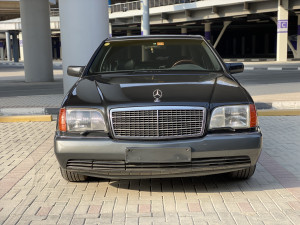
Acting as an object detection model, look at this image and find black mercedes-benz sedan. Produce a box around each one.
[54,35,262,182]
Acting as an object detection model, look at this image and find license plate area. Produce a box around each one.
[125,147,191,163]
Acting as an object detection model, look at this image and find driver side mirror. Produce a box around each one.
[67,66,85,77]
[226,63,244,74]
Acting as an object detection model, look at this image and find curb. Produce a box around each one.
[0,109,300,123]
[225,58,300,62]
[257,109,300,116]
[2,61,299,71]
[0,115,52,123]
[254,101,300,110]
[0,61,62,69]
[2,101,300,116]
[0,62,24,67]
[244,67,300,71]
[0,107,59,116]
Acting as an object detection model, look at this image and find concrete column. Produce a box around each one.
[108,0,112,13]
[241,36,245,55]
[204,23,211,42]
[181,27,187,35]
[127,29,132,36]
[264,33,269,54]
[213,21,231,48]
[19,32,24,61]
[53,39,57,59]
[12,32,19,62]
[109,23,113,37]
[276,0,289,61]
[141,0,150,35]
[60,0,109,93]
[20,0,53,82]
[0,41,4,60]
[233,37,237,56]
[252,35,256,56]
[5,31,12,61]
[59,35,62,59]
[297,14,300,58]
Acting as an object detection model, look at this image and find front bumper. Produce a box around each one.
[54,131,262,179]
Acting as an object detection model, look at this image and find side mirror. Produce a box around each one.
[67,66,85,77]
[226,63,244,74]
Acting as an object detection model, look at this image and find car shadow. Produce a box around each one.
[87,169,296,193]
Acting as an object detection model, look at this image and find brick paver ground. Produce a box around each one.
[0,117,300,225]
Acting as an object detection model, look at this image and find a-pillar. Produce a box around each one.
[5,31,12,61]
[204,23,211,42]
[59,0,109,93]
[20,0,53,82]
[181,27,187,35]
[141,0,150,35]
[12,31,19,62]
[297,14,300,58]
[276,0,289,61]
[19,32,24,61]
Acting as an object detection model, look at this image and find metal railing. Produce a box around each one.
[110,0,201,13]
[50,8,59,17]
[49,0,202,16]
[149,0,200,8]
[110,1,141,13]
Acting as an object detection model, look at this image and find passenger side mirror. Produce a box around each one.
[67,66,85,77]
[226,63,244,74]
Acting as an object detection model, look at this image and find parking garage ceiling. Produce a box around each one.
[0,1,20,21]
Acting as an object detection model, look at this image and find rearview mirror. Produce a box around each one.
[67,66,85,77]
[226,63,244,74]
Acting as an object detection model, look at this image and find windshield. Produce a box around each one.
[88,38,222,75]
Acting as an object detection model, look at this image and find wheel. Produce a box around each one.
[60,167,88,182]
[228,165,256,179]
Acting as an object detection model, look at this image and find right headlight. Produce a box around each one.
[59,108,107,132]
[209,104,257,130]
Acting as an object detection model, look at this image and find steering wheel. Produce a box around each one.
[171,59,197,67]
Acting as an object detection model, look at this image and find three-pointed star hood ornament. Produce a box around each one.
[153,89,163,102]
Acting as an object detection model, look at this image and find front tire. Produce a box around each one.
[60,167,88,182]
[228,165,256,179]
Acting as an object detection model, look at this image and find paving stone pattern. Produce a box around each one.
[0,117,300,225]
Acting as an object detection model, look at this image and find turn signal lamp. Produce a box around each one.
[58,108,67,132]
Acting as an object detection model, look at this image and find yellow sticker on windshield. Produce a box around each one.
[157,42,164,46]
[104,42,110,46]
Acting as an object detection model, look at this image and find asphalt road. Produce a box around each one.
[0,65,63,97]
[0,65,299,97]
[234,70,300,96]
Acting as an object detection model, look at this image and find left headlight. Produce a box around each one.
[59,108,107,132]
[209,104,257,130]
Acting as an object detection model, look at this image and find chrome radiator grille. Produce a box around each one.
[110,106,205,139]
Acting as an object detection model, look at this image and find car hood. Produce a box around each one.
[63,73,251,108]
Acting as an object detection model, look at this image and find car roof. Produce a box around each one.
[107,35,204,42]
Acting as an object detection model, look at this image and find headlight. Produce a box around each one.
[209,104,257,130]
[59,108,107,132]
